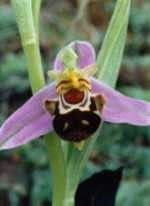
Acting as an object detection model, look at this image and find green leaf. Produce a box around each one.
[96,0,131,87]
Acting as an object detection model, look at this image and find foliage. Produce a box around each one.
[0,6,18,45]
[117,180,150,206]
[0,54,29,93]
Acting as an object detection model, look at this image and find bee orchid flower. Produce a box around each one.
[0,41,150,149]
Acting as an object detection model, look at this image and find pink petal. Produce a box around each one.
[92,78,150,126]
[54,40,95,70]
[0,83,56,150]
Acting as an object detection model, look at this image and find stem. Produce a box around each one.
[64,0,89,43]
[23,41,45,93]
[11,0,45,93]
[32,0,41,42]
[46,133,76,206]
[75,0,90,22]
[45,133,67,206]
[66,126,102,191]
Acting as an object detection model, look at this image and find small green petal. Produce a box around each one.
[60,47,78,69]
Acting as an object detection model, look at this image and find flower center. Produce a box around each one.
[63,89,84,104]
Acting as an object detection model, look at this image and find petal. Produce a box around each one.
[92,78,150,126]
[0,83,56,150]
[54,40,96,70]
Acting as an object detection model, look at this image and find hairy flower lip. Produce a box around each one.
[0,40,150,150]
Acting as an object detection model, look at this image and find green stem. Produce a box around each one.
[11,0,45,93]
[66,126,102,192]
[46,133,76,206]
[23,42,45,93]
[45,133,67,206]
[75,0,89,21]
[32,0,41,42]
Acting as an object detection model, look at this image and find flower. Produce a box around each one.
[0,41,150,149]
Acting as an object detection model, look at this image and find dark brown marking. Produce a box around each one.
[79,78,90,84]
[53,109,101,142]
[44,99,59,115]
[90,94,106,112]
[56,80,71,89]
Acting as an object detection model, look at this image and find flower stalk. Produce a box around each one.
[45,133,67,206]
[11,0,45,92]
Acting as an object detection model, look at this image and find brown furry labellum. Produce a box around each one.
[45,66,105,142]
[45,87,105,142]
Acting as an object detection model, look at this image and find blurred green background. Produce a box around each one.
[0,0,150,205]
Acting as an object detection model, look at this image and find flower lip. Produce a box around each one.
[53,109,101,142]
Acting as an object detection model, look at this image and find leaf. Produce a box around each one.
[75,167,123,206]
[96,0,131,88]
